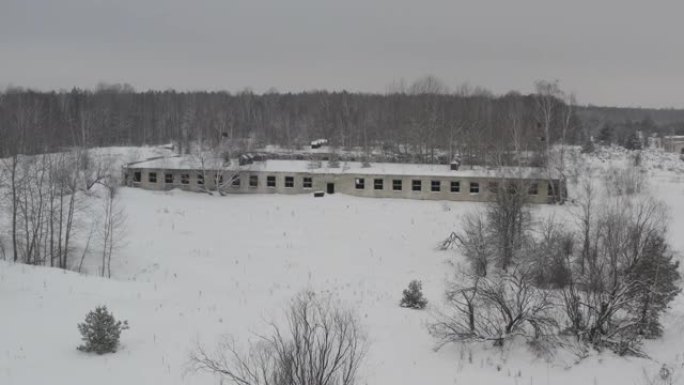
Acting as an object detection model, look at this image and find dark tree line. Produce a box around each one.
[0,80,582,166]
[578,107,684,150]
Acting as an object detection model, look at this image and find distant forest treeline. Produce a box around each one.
[1,81,682,163]
[577,106,684,147]
[578,106,684,127]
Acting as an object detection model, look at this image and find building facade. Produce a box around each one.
[663,136,684,155]
[123,157,565,204]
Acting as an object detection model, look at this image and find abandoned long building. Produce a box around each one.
[663,135,684,155]
[123,156,565,204]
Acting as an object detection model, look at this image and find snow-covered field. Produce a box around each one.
[1,146,684,385]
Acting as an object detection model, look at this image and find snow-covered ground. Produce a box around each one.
[1,146,683,385]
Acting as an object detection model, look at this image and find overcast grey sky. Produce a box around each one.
[1,0,682,108]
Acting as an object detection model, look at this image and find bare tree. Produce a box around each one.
[15,154,50,264]
[560,194,680,355]
[450,211,493,276]
[558,92,576,175]
[430,270,481,346]
[408,75,448,162]
[0,159,5,260]
[603,165,647,196]
[99,178,126,278]
[431,267,557,349]
[519,216,575,289]
[2,153,22,262]
[534,80,559,169]
[8,151,84,267]
[487,181,531,271]
[534,80,575,200]
[436,165,679,357]
[189,291,367,385]
[53,149,88,269]
[81,150,111,191]
[444,180,531,275]
[193,137,243,196]
[571,174,596,275]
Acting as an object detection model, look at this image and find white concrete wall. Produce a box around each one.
[664,139,684,154]
[124,167,563,204]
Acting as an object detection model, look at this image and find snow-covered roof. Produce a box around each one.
[127,156,561,180]
[126,156,222,170]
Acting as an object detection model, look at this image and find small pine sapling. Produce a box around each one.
[77,306,129,354]
[400,280,428,309]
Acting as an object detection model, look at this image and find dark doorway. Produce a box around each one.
[326,183,335,194]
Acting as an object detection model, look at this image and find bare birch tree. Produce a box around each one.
[99,179,126,278]
[431,267,557,349]
[190,291,367,385]
[534,80,574,200]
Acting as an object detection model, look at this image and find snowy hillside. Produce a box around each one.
[1,146,684,385]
